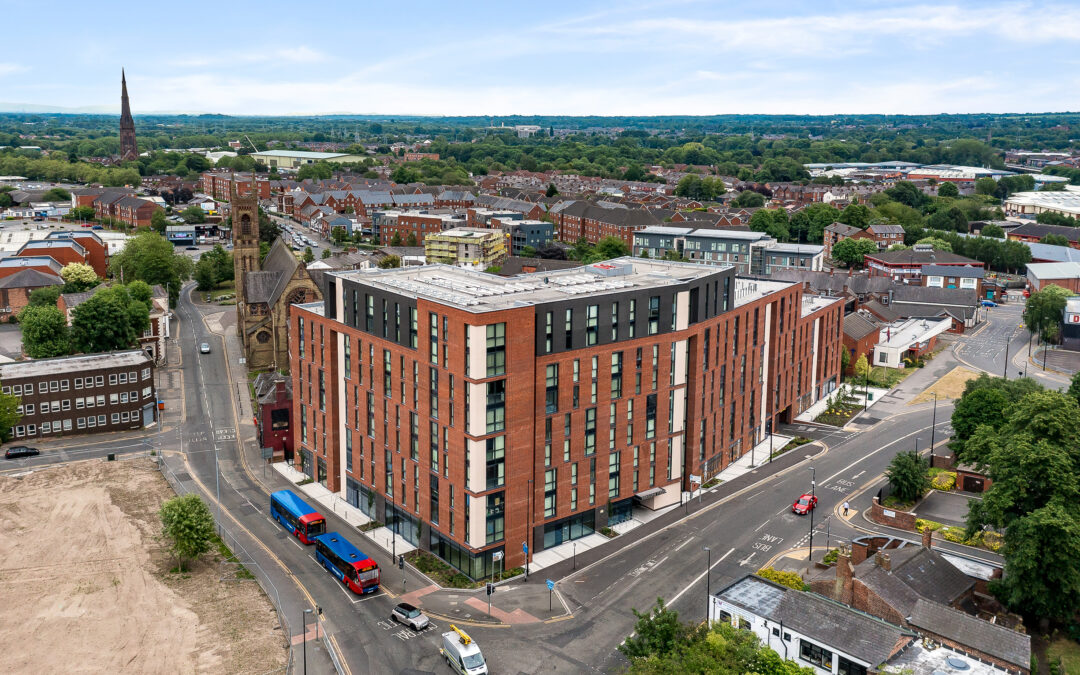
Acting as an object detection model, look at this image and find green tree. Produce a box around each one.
[975,177,999,196]
[937,182,959,198]
[68,205,95,222]
[584,236,630,263]
[159,493,215,572]
[838,203,871,229]
[406,232,418,247]
[60,262,99,292]
[1068,371,1080,407]
[321,247,332,259]
[390,165,421,184]
[981,223,1004,238]
[853,353,870,381]
[840,347,851,375]
[70,286,148,353]
[42,187,71,201]
[884,181,930,209]
[377,255,402,269]
[1040,233,1070,247]
[0,382,20,442]
[831,238,878,267]
[302,247,314,264]
[28,285,61,308]
[915,236,953,252]
[731,190,765,208]
[748,208,790,241]
[198,244,233,284]
[618,598,689,661]
[788,203,838,243]
[992,503,1080,627]
[546,183,559,198]
[886,450,930,503]
[180,204,207,224]
[194,259,217,291]
[17,305,70,358]
[150,209,168,235]
[1023,284,1071,342]
[950,387,1009,458]
[110,231,191,306]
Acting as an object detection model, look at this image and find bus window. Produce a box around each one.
[307,519,326,537]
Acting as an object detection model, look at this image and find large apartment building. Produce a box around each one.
[289,259,842,578]
[634,226,824,275]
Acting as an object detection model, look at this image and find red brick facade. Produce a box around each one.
[289,264,842,577]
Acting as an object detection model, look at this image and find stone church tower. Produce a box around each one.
[119,69,137,162]
[231,178,321,370]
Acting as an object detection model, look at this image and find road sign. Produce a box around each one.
[690,474,701,483]
[493,551,504,561]
[546,579,555,591]
[522,542,528,555]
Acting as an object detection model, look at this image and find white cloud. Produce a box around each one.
[277,46,327,63]
[0,63,27,77]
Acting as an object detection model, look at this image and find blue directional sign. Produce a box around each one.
[522,542,528,555]
[546,579,555,591]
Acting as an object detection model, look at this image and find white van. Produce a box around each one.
[440,625,487,674]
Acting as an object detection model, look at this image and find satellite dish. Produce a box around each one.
[946,657,970,670]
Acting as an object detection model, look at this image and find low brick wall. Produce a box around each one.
[869,496,917,531]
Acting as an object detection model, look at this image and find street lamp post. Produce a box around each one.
[929,393,937,465]
[808,467,816,562]
[1003,327,1012,378]
[302,608,312,674]
[703,545,712,621]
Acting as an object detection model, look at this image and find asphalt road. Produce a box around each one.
[163,287,1022,674]
[953,299,1069,389]
[0,434,153,476]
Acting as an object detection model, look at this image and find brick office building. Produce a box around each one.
[290,259,842,578]
[0,350,157,440]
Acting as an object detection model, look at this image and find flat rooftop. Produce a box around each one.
[329,257,733,312]
[0,350,151,379]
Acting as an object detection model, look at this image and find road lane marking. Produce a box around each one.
[667,547,734,607]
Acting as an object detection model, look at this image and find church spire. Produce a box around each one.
[119,68,138,161]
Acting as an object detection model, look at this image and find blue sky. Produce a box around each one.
[1,0,1078,116]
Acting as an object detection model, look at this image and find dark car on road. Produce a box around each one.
[4,446,40,459]
[792,493,818,515]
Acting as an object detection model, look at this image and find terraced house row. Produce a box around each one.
[289,258,842,577]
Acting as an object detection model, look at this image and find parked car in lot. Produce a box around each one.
[792,493,818,515]
[390,602,430,630]
[4,446,40,459]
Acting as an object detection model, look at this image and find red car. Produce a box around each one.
[792,493,818,515]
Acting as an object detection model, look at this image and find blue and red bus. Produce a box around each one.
[270,490,326,544]
[313,532,381,594]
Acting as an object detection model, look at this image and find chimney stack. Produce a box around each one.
[836,545,855,604]
[874,552,892,571]
[922,527,933,550]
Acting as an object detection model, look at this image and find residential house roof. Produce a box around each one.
[907,599,1030,670]
[867,223,906,235]
[0,268,62,289]
[867,250,981,265]
[496,256,583,276]
[855,547,975,617]
[922,264,985,278]
[825,222,862,237]
[1010,222,1080,242]
[716,575,914,668]
[844,312,879,341]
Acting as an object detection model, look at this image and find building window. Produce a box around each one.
[648,296,660,335]
[584,407,596,455]
[611,352,623,399]
[586,305,598,346]
[609,451,621,499]
[486,436,505,489]
[564,308,573,348]
[429,312,438,363]
[486,380,505,433]
[646,394,657,439]
[611,302,619,341]
[544,311,553,353]
[486,492,504,544]
[485,323,506,377]
[409,307,418,348]
[799,640,834,670]
[429,481,439,526]
[344,336,351,379]
[838,656,867,675]
[544,469,557,517]
[545,364,559,414]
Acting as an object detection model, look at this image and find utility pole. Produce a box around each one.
[703,545,712,621]
[808,466,816,562]
[929,393,937,465]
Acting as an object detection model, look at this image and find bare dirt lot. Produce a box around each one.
[0,458,287,674]
[910,365,980,404]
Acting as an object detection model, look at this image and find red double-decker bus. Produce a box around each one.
[270,490,326,544]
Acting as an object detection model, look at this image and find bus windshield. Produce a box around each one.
[307,519,326,537]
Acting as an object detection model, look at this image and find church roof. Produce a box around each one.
[261,237,303,308]
[244,271,283,304]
